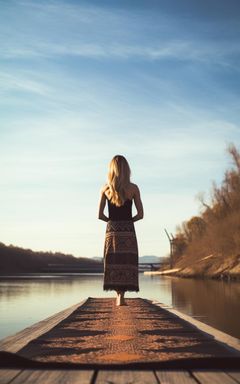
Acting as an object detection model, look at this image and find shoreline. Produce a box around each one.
[144,268,240,281]
[144,253,240,281]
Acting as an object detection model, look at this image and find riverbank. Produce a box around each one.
[146,253,240,280]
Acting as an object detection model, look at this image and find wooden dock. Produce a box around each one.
[1,297,240,383]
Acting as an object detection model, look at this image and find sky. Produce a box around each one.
[0,0,240,258]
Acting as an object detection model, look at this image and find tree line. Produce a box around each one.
[172,143,240,265]
[0,242,98,273]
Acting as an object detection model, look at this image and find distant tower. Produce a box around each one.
[164,229,175,268]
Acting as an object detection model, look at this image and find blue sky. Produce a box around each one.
[0,0,240,258]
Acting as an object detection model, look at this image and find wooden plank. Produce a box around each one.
[192,371,238,384]
[156,371,198,383]
[0,369,22,384]
[226,371,240,383]
[95,370,158,384]
[9,369,94,384]
[0,298,89,353]
[151,300,240,355]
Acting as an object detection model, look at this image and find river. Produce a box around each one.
[0,273,239,340]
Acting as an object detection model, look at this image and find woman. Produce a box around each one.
[98,155,144,306]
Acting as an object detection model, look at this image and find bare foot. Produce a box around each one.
[116,292,126,306]
[116,293,121,306]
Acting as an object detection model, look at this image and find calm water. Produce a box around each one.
[0,273,240,340]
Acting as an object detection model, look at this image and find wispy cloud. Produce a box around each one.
[2,39,240,66]
[1,1,239,67]
[0,72,51,95]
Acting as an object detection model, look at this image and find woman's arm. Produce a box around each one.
[132,185,144,222]
[98,186,109,222]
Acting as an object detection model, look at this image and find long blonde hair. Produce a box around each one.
[107,155,131,207]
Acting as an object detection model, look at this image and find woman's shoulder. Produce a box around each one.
[129,182,139,192]
[127,183,139,199]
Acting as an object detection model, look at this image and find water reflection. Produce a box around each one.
[171,277,240,338]
[0,274,239,340]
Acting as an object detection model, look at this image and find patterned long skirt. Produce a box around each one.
[103,220,139,292]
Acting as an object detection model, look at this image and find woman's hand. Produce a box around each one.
[132,185,144,222]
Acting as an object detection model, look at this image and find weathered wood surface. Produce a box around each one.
[151,299,240,354]
[227,371,240,383]
[156,370,198,383]
[0,299,88,353]
[95,370,157,384]
[192,370,239,384]
[0,369,21,384]
[1,369,240,384]
[0,369,94,384]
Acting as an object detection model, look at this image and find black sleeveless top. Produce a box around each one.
[107,196,133,221]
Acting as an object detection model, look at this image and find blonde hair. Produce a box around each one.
[107,155,131,207]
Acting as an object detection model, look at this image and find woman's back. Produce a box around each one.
[107,196,133,220]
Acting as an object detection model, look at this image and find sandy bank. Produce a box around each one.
[146,254,240,280]
[144,268,180,275]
